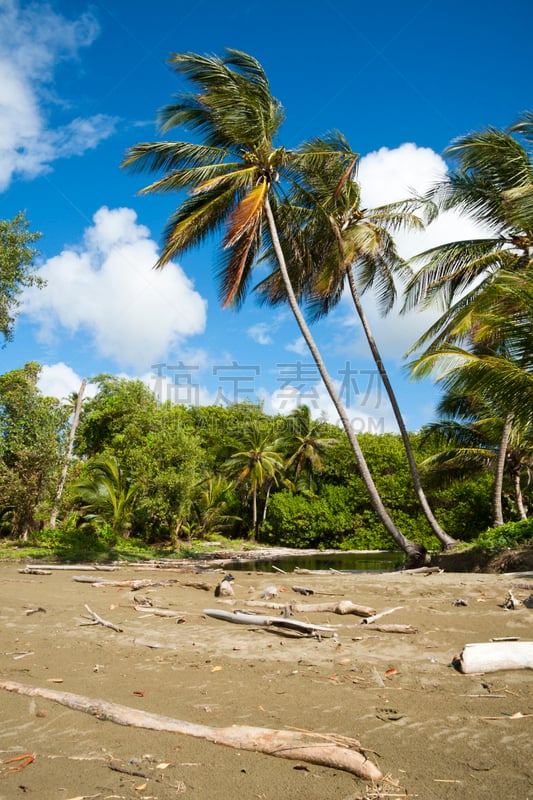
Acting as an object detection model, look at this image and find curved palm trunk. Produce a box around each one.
[265,197,418,558]
[493,413,513,527]
[50,378,87,529]
[512,471,528,520]
[346,269,456,550]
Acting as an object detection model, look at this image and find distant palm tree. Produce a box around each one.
[122,49,422,559]
[283,405,336,491]
[224,425,285,539]
[190,475,240,539]
[73,454,139,540]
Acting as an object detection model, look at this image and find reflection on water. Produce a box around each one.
[225,551,404,573]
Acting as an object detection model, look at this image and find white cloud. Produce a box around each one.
[285,336,308,356]
[247,322,272,345]
[37,362,97,401]
[339,143,495,361]
[23,206,207,370]
[0,0,116,191]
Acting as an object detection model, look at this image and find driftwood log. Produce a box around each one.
[82,604,123,632]
[0,680,383,782]
[453,641,533,674]
[245,600,375,618]
[73,577,180,589]
[361,606,404,624]
[203,608,336,634]
[360,623,418,635]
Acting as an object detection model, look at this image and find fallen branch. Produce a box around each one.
[245,599,374,618]
[82,604,123,633]
[453,641,533,674]
[37,564,117,571]
[362,606,404,625]
[18,567,52,575]
[0,681,383,782]
[203,608,336,635]
[401,566,443,575]
[291,585,343,597]
[133,605,187,620]
[293,568,349,575]
[73,577,180,590]
[360,624,418,635]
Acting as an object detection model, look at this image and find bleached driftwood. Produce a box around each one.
[293,568,348,575]
[203,608,336,635]
[82,604,123,633]
[245,599,375,618]
[133,605,186,619]
[361,606,404,625]
[35,564,118,571]
[73,577,180,589]
[292,586,344,597]
[502,590,522,609]
[18,567,52,575]
[401,566,443,575]
[453,641,533,674]
[0,680,383,782]
[360,623,418,635]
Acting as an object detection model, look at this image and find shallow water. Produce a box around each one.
[225,550,403,573]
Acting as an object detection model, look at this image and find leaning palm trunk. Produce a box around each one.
[513,470,528,520]
[346,269,456,550]
[265,197,417,556]
[493,413,513,526]
[49,378,87,529]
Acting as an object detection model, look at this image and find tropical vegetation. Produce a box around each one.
[0,51,531,566]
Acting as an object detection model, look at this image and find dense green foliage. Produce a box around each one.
[0,213,43,344]
[0,369,520,553]
[476,518,533,552]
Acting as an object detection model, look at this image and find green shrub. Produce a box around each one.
[476,519,533,552]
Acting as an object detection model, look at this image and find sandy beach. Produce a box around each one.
[0,558,532,799]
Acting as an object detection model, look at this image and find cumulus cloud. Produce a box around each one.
[247,322,272,346]
[37,362,97,401]
[337,143,494,360]
[23,206,207,370]
[285,336,308,356]
[0,0,116,191]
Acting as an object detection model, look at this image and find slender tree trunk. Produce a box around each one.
[252,487,258,539]
[493,413,513,527]
[346,268,456,550]
[512,471,528,521]
[49,378,87,529]
[265,196,418,558]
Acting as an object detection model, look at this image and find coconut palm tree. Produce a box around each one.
[409,266,533,524]
[223,424,285,539]
[282,405,337,492]
[190,475,240,539]
[256,135,455,547]
[403,113,533,348]
[72,454,139,540]
[419,389,513,527]
[122,49,422,560]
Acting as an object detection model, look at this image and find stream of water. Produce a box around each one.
[225,550,403,573]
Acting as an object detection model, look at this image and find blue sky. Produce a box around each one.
[1,0,531,431]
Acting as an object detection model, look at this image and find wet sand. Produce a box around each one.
[0,560,532,799]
